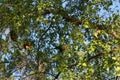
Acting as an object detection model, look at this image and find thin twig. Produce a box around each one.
[38,17,54,47]
[54,72,61,80]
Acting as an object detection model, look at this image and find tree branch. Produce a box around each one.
[88,53,103,61]
[54,72,61,80]
[0,61,10,64]
[42,9,82,26]
[38,16,54,46]
[88,48,118,61]
[67,62,79,68]
[109,31,120,40]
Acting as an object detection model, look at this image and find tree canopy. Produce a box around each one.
[0,0,120,80]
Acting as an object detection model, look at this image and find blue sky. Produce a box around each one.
[0,0,120,80]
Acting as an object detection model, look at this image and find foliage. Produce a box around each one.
[0,0,120,80]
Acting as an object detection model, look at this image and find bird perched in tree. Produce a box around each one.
[55,45,67,52]
[24,43,30,49]
[10,30,18,41]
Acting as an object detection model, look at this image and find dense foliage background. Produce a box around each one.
[0,0,120,80]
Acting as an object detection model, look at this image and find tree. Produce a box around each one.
[0,0,120,80]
